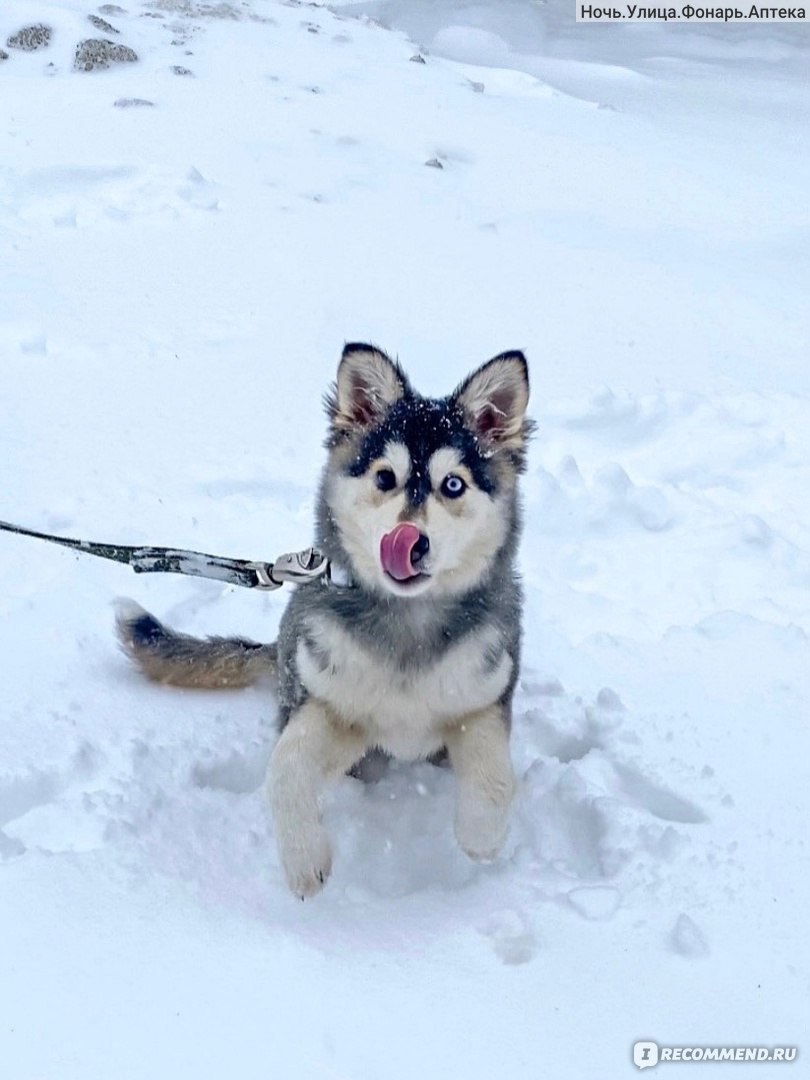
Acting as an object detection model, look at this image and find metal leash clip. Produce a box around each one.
[248,547,330,591]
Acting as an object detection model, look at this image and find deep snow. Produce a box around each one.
[1,1,808,1077]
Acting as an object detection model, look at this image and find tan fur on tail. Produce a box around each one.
[115,600,277,689]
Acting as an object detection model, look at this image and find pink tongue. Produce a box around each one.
[380,523,422,581]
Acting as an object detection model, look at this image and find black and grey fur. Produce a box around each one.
[118,344,532,897]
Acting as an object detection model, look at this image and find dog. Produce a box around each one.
[117,344,533,897]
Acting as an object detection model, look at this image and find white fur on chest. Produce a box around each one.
[296,616,512,760]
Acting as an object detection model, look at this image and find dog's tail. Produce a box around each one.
[115,600,277,689]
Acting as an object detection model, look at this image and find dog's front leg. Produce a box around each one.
[267,700,366,898]
[445,705,515,862]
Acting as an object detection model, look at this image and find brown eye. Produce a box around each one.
[375,468,397,492]
[441,474,466,498]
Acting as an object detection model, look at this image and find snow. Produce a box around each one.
[1,0,808,1077]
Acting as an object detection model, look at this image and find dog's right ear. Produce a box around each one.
[326,344,408,432]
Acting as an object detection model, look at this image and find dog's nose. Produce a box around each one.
[411,532,429,567]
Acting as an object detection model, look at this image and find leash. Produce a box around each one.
[0,518,330,591]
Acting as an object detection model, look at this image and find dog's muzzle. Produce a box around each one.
[380,523,430,582]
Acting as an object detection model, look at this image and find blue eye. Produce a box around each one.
[441,474,466,498]
[375,469,397,492]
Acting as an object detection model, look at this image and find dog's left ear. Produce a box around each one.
[326,343,408,433]
[453,351,530,449]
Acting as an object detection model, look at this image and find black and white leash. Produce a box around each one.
[0,518,330,591]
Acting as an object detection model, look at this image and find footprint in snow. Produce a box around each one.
[566,885,621,921]
[479,908,537,964]
[612,762,708,825]
[0,742,102,855]
[670,913,710,957]
[192,745,270,795]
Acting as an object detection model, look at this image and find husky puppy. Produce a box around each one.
[118,345,532,897]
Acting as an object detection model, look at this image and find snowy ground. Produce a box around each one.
[1,1,808,1077]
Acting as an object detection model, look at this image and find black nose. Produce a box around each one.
[410,532,430,567]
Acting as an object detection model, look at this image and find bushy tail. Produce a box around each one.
[115,600,277,689]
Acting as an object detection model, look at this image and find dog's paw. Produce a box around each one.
[455,798,510,863]
[279,826,333,899]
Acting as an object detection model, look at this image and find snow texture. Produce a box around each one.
[1,0,808,1078]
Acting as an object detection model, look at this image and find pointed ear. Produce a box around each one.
[453,351,530,449]
[326,343,408,432]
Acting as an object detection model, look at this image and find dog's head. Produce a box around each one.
[319,344,532,599]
